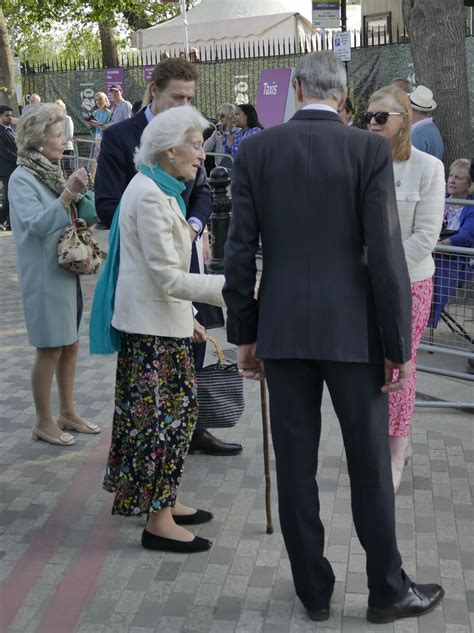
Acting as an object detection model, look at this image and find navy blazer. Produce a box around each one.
[94,109,212,229]
[0,126,17,179]
[223,109,412,365]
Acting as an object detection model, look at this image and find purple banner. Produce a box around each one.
[144,65,155,83]
[255,68,293,129]
[105,67,125,97]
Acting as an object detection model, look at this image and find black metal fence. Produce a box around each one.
[20,27,410,75]
[20,34,474,143]
[20,30,414,132]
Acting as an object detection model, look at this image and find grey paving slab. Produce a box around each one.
[0,232,473,632]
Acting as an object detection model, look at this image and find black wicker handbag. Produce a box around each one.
[196,335,245,428]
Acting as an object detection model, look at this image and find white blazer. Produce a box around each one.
[393,146,445,283]
[112,172,225,338]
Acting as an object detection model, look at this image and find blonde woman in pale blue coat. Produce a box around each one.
[9,103,100,446]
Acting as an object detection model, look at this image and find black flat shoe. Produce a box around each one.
[141,529,212,553]
[173,509,213,525]
[188,430,242,456]
[367,583,444,624]
[307,607,330,622]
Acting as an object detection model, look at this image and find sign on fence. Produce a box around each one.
[332,31,351,62]
[312,1,340,29]
[105,68,125,96]
[144,65,155,83]
[256,68,294,129]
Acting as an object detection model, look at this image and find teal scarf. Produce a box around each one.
[89,164,187,355]
[139,164,187,216]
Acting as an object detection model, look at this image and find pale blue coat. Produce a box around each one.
[9,166,82,347]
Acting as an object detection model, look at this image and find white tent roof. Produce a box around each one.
[134,0,313,49]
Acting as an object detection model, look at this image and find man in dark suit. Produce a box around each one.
[95,58,241,457]
[223,52,444,624]
[0,105,17,230]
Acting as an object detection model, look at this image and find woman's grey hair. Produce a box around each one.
[134,105,209,168]
[16,103,65,156]
[293,51,347,101]
[218,103,235,118]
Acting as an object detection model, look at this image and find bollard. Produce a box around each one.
[207,166,231,275]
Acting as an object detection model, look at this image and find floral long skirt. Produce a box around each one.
[389,278,433,437]
[102,333,198,516]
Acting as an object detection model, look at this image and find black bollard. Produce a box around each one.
[207,166,232,275]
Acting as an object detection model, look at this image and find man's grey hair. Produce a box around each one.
[134,105,209,168]
[293,52,347,101]
[16,103,65,156]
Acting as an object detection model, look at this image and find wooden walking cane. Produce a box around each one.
[260,379,273,534]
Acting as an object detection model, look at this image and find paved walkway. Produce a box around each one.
[0,230,473,633]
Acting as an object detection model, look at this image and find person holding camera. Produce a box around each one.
[203,103,235,170]
[86,92,111,160]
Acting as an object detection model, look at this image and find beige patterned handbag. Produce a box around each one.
[57,207,102,275]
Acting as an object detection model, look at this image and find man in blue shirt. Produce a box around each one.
[409,85,444,160]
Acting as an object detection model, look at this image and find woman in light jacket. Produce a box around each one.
[367,86,445,491]
[101,105,225,554]
[9,103,100,447]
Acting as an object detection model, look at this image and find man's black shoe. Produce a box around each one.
[307,607,330,622]
[367,583,444,624]
[189,430,242,456]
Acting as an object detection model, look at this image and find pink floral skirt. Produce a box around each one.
[389,278,433,437]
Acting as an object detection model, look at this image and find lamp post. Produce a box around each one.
[207,166,232,275]
[180,0,189,58]
[341,0,347,32]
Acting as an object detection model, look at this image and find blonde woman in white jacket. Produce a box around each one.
[367,86,445,492]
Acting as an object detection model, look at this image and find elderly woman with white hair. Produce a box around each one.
[100,105,225,554]
[9,103,100,447]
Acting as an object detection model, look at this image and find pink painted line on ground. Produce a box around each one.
[37,502,121,633]
[0,430,113,630]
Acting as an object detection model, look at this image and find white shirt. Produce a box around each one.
[301,104,338,114]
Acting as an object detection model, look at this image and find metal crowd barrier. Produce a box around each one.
[416,216,474,410]
[64,138,97,189]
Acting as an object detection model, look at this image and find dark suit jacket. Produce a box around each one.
[0,126,17,178]
[223,109,412,364]
[94,109,212,229]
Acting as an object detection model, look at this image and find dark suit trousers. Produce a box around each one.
[1,177,10,223]
[264,359,410,610]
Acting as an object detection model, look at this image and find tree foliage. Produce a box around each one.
[2,1,196,63]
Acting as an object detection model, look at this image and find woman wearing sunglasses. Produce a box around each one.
[366,86,445,492]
